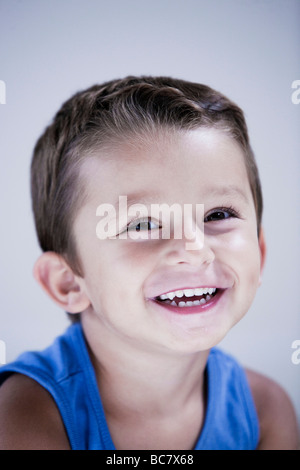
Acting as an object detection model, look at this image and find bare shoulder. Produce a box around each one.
[245,368,300,450]
[0,373,70,450]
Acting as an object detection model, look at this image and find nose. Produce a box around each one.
[165,215,215,267]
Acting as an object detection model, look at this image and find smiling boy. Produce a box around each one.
[0,76,298,450]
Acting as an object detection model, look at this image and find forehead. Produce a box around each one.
[80,127,252,206]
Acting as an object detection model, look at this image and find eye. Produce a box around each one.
[127,217,160,232]
[204,207,239,223]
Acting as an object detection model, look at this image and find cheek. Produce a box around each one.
[82,242,157,308]
[215,230,262,286]
[111,240,164,276]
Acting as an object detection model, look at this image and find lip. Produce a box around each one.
[149,288,226,315]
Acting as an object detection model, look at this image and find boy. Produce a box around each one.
[0,76,298,450]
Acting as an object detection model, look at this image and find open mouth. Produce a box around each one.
[154,287,219,308]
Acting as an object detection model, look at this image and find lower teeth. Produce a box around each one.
[168,294,212,307]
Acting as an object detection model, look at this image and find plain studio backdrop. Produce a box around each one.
[0,0,299,432]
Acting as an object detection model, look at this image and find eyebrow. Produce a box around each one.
[207,185,250,204]
[114,192,162,209]
[112,185,250,210]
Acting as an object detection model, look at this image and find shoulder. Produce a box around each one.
[0,373,70,450]
[245,368,299,450]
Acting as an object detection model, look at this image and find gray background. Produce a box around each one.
[0,0,299,431]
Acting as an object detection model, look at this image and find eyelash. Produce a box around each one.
[204,206,240,223]
[118,205,240,235]
[125,217,161,232]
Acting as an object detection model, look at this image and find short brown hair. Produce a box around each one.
[31,76,263,276]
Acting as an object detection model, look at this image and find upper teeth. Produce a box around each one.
[159,287,216,301]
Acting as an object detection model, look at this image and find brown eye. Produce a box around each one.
[204,208,238,223]
[127,218,159,232]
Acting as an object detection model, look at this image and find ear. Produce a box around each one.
[258,227,267,285]
[33,252,90,314]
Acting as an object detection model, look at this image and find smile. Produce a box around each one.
[155,287,219,308]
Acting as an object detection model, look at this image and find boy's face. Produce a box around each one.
[74,128,265,354]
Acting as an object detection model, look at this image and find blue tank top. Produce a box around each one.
[0,323,259,450]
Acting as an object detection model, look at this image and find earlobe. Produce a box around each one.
[33,252,90,314]
[258,228,267,285]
